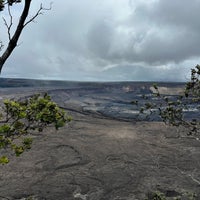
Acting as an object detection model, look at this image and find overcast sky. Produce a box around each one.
[1,0,200,81]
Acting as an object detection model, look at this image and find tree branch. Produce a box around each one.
[0,1,51,73]
[0,41,3,51]
[24,2,52,27]
[2,4,13,41]
[0,0,32,73]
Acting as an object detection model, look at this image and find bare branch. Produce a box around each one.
[0,1,52,73]
[0,0,32,73]
[0,41,4,51]
[2,4,13,41]
[24,3,52,27]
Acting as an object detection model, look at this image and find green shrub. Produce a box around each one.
[0,93,71,164]
[132,65,200,136]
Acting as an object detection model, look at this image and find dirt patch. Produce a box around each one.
[150,86,184,95]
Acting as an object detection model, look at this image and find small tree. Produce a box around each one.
[0,0,50,73]
[0,93,72,164]
[132,65,200,137]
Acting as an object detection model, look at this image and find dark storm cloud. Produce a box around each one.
[95,0,200,66]
[128,0,200,64]
[147,0,200,30]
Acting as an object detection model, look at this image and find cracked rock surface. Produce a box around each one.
[0,87,199,200]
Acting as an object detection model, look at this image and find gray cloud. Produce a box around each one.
[147,0,200,30]
[128,0,200,64]
[87,20,114,60]
[1,0,200,81]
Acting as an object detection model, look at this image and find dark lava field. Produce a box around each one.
[0,78,199,200]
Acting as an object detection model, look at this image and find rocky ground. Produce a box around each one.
[0,87,199,200]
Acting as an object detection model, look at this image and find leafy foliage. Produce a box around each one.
[146,191,167,200]
[0,93,71,164]
[0,0,21,11]
[0,0,19,11]
[132,65,200,136]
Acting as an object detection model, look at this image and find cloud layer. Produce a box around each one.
[1,0,200,81]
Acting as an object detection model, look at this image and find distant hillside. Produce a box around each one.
[0,78,127,88]
[0,78,185,90]
[0,78,79,88]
